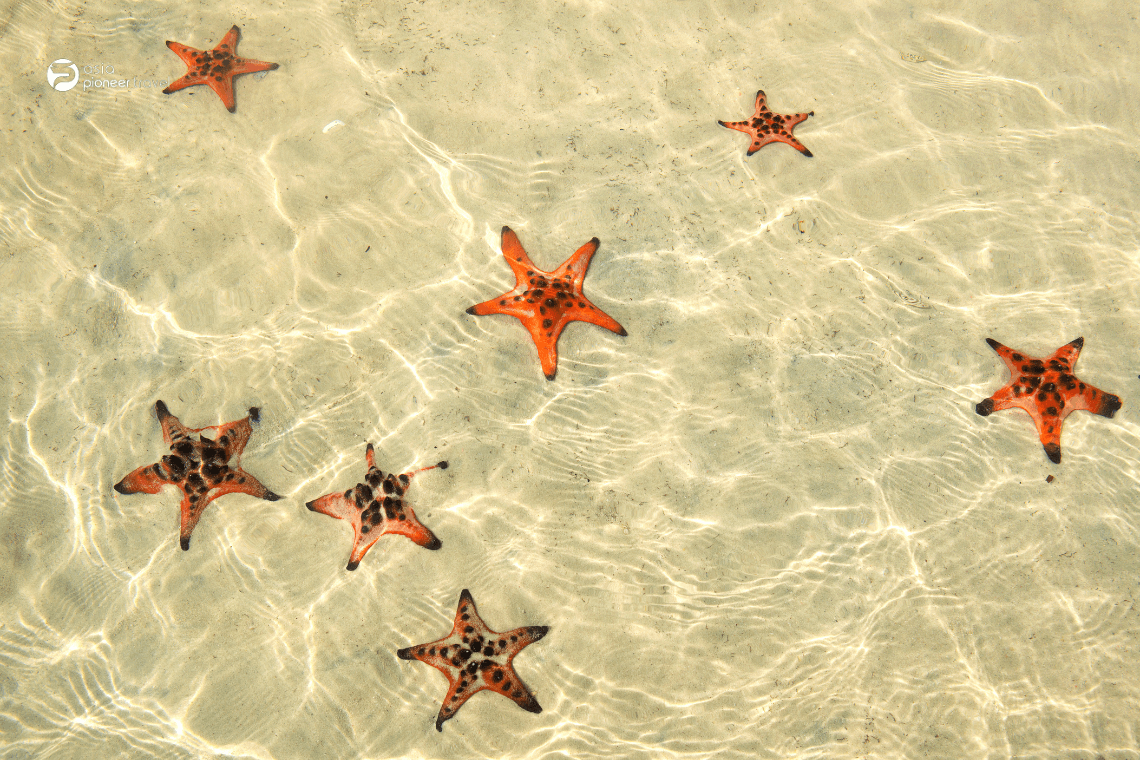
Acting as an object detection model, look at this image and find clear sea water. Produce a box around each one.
[3,1,1139,758]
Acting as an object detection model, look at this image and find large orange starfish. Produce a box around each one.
[305,443,446,571]
[113,401,282,550]
[466,226,627,380]
[162,25,279,113]
[975,337,1122,463]
[397,589,549,731]
[719,89,814,157]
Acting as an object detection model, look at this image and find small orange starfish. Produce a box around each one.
[305,444,446,571]
[162,25,279,113]
[113,401,282,550]
[398,589,549,731]
[719,89,814,157]
[466,226,627,380]
[975,337,1122,463]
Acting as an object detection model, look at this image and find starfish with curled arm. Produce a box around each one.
[113,401,282,550]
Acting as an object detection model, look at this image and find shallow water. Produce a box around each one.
[2,0,1140,758]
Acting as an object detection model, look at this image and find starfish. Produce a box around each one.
[397,589,549,731]
[718,90,814,157]
[466,226,627,380]
[975,337,1122,463]
[162,25,279,113]
[113,401,282,550]
[305,444,447,571]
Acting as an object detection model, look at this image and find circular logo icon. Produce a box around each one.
[47,59,79,91]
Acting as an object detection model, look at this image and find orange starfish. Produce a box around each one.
[719,89,814,157]
[975,337,1122,463]
[113,401,282,550]
[305,444,446,571]
[397,589,549,731]
[466,226,627,380]
[162,25,279,113]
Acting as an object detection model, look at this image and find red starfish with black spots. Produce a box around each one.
[719,90,814,157]
[466,226,627,380]
[162,25,279,113]
[976,337,1122,463]
[113,401,282,550]
[397,589,549,732]
[305,443,446,571]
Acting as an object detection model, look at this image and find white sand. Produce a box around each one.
[1,0,1139,757]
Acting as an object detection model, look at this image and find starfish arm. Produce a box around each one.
[745,136,774,156]
[1030,379,1121,463]
[1044,380,1117,421]
[155,400,191,446]
[754,90,768,111]
[784,111,813,128]
[530,322,563,381]
[770,133,812,157]
[1035,419,1065,464]
[218,25,240,52]
[1049,337,1084,370]
[397,633,460,671]
[500,227,541,286]
[500,624,550,658]
[305,490,357,521]
[483,664,542,715]
[197,407,257,462]
[975,385,1031,416]
[561,298,627,335]
[173,468,280,550]
[162,73,203,95]
[402,460,449,481]
[163,40,204,68]
[347,528,382,571]
[485,624,549,714]
[717,119,751,133]
[229,57,279,76]
[382,504,442,550]
[432,675,485,731]
[1064,382,1123,417]
[306,490,370,570]
[210,467,282,501]
[555,237,601,292]
[983,338,1025,375]
[454,589,487,634]
[178,492,214,550]
[466,294,531,320]
[114,462,173,495]
[1013,392,1075,465]
[209,79,238,113]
